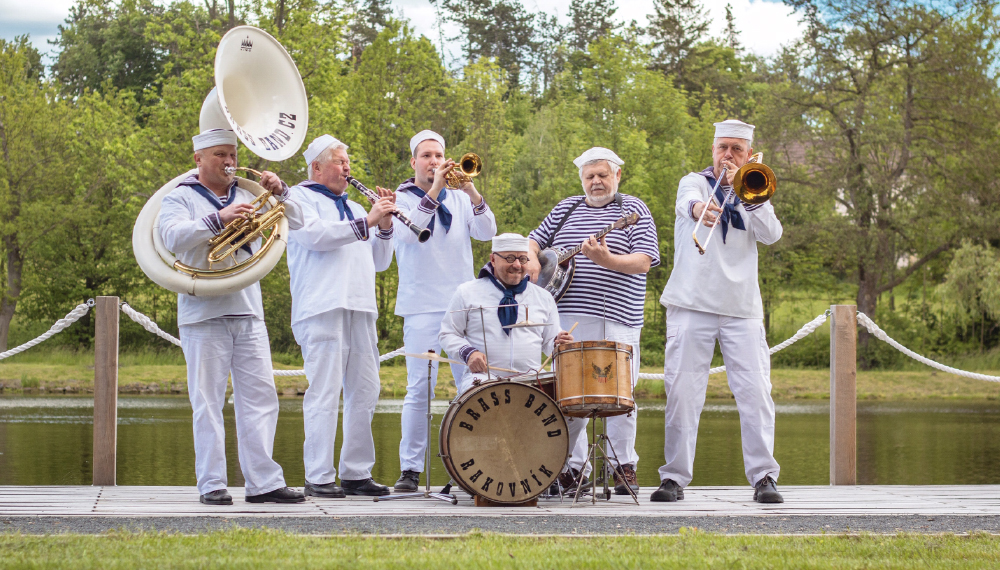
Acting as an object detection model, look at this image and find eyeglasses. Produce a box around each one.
[494,254,529,264]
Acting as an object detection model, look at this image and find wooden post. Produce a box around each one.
[829,304,857,485]
[93,296,119,486]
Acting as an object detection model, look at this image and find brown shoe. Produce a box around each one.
[613,464,639,495]
[549,468,588,494]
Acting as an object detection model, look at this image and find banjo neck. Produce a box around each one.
[555,212,639,264]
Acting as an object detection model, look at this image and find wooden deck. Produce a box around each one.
[2,485,999,518]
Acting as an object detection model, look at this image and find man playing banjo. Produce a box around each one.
[526,147,660,495]
[158,126,305,505]
[655,119,784,504]
[439,233,574,393]
[286,135,397,498]
[392,130,497,493]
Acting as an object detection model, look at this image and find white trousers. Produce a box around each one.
[399,312,468,472]
[293,309,381,483]
[179,317,286,496]
[658,305,780,487]
[561,315,641,472]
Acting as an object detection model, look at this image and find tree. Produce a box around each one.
[723,3,741,51]
[432,0,537,90]
[768,0,1000,365]
[0,39,73,349]
[939,242,1000,353]
[566,0,620,51]
[646,0,711,75]
[345,0,393,68]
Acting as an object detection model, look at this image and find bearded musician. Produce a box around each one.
[655,119,784,504]
[286,135,397,499]
[158,127,305,505]
[391,130,497,492]
[439,233,574,393]
[526,147,660,496]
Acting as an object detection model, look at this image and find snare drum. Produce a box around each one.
[504,371,556,400]
[552,340,634,418]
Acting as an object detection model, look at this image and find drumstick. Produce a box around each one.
[540,321,578,370]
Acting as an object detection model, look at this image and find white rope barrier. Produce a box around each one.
[856,312,1000,383]
[0,300,94,361]
[271,347,408,376]
[120,303,182,347]
[637,311,830,379]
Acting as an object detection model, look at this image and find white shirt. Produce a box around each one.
[439,271,561,383]
[286,183,394,325]
[660,172,782,319]
[392,181,497,316]
[158,176,304,326]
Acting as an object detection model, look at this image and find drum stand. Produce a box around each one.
[571,412,640,506]
[375,355,458,505]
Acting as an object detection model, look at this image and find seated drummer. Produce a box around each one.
[439,233,574,394]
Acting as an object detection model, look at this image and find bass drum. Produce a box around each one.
[440,381,568,504]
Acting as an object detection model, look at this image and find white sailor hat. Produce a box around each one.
[192,129,237,151]
[713,119,755,142]
[303,134,346,169]
[492,233,530,253]
[409,130,445,156]
[573,147,624,168]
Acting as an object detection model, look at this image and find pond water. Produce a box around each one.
[1,396,998,488]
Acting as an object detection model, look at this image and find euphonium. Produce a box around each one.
[444,153,482,188]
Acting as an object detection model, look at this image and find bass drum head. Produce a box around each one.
[440,382,568,504]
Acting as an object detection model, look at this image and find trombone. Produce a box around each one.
[444,153,482,188]
[692,152,776,255]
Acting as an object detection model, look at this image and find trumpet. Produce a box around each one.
[444,153,482,188]
[204,166,284,267]
[346,176,432,243]
[692,152,777,255]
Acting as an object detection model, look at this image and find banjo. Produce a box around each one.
[535,211,640,301]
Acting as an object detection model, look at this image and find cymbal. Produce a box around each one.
[403,352,463,365]
[502,320,551,329]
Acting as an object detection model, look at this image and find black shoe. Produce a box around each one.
[753,476,784,504]
[342,478,391,496]
[304,481,346,499]
[613,464,639,495]
[199,489,232,505]
[394,470,420,492]
[650,479,683,502]
[245,486,305,503]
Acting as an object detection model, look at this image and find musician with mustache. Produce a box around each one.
[525,147,660,496]
[439,233,574,392]
[391,130,497,493]
[158,126,305,506]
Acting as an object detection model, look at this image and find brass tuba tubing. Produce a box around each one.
[346,176,432,243]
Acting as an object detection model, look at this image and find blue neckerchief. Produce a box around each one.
[397,179,451,233]
[698,166,745,244]
[300,181,354,221]
[183,178,253,256]
[478,262,529,336]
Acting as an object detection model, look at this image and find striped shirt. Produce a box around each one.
[528,193,660,328]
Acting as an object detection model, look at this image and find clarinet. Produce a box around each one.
[346,176,432,243]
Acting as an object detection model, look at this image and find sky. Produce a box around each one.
[0,0,805,64]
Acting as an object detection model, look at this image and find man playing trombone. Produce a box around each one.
[392,130,497,493]
[286,135,397,498]
[655,119,784,503]
[158,127,305,505]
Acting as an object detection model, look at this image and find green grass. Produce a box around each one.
[0,530,998,569]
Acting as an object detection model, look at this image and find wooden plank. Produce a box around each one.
[829,305,857,485]
[93,296,119,487]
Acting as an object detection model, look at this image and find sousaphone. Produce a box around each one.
[132,26,309,296]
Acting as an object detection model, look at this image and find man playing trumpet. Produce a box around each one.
[439,233,574,393]
[286,135,397,498]
[158,127,305,505]
[392,130,497,492]
[655,119,784,504]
